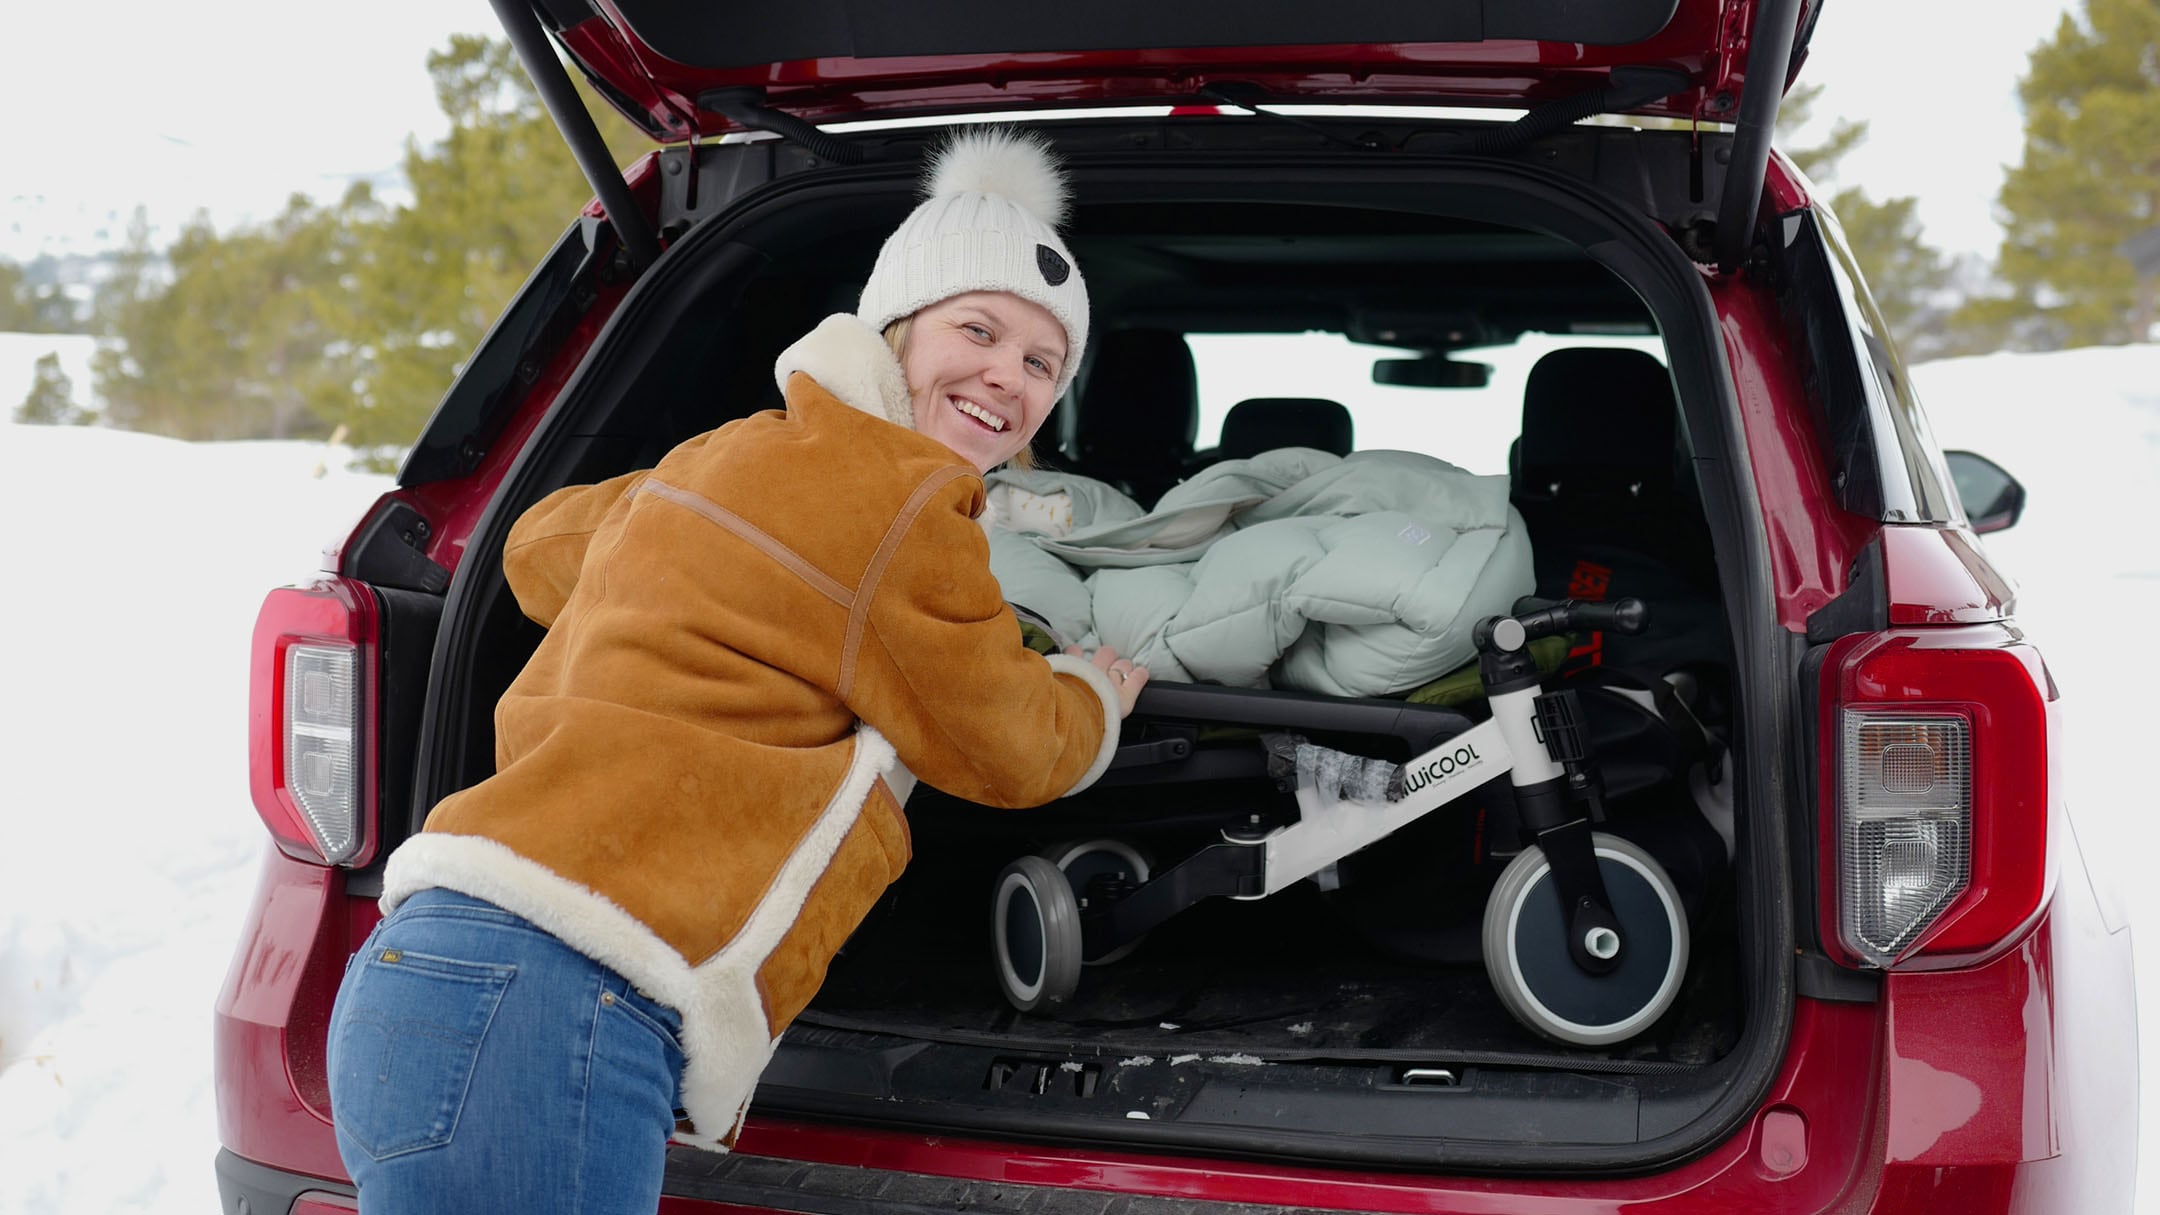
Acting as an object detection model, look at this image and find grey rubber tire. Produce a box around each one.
[992,855,1083,1014]
[1041,838,1152,966]
[1481,832,1690,1047]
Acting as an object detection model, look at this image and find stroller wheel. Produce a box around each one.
[1481,832,1690,1047]
[992,855,1083,1014]
[1041,838,1151,966]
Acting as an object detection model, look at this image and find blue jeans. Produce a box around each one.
[327,888,686,1214]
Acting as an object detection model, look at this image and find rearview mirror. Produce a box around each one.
[1944,449,2026,534]
[1372,356,1491,388]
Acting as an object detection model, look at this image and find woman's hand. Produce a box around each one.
[1066,645,1150,718]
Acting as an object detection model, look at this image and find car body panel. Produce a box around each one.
[1706,246,1874,632]
[545,0,1812,140]
[213,849,347,1182]
[1880,525,2018,625]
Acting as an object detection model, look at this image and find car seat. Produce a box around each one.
[1070,329,1200,506]
[1509,347,1727,694]
[1216,396,1355,459]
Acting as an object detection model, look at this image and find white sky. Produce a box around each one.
[0,0,2082,266]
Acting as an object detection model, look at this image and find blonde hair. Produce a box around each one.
[882,315,1038,471]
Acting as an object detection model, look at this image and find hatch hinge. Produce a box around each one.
[698,88,867,165]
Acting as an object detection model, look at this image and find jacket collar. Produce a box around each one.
[772,313,915,430]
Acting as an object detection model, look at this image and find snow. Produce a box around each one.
[0,342,2156,1210]
[0,422,391,1214]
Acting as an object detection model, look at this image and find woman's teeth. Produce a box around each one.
[953,399,1006,431]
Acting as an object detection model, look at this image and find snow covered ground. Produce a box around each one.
[0,344,2154,1212]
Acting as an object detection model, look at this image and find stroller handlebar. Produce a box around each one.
[1474,597,1649,653]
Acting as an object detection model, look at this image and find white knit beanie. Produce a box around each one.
[857,128,1089,398]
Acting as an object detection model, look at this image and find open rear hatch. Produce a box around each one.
[497,0,1816,272]
[438,0,1824,1179]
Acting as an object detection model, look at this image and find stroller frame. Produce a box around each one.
[990,598,1695,1046]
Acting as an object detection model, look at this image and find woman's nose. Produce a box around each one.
[981,346,1025,397]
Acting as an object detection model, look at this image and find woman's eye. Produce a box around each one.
[965,324,993,340]
[1026,357,1053,376]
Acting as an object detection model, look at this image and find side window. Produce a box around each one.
[1812,206,1963,524]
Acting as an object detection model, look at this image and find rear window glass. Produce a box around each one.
[1186,331,1668,474]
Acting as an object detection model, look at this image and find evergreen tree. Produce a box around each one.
[334,35,648,453]
[0,260,82,334]
[91,37,643,449]
[1777,85,1959,359]
[1778,83,1866,184]
[1961,0,2160,347]
[1827,189,1958,359]
[15,352,90,425]
[95,193,373,440]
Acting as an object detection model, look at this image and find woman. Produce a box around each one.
[326,128,1147,1214]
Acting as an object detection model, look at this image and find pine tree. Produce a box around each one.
[1777,85,1957,359]
[90,38,643,448]
[15,352,89,425]
[0,260,81,334]
[1961,0,2160,347]
[94,194,371,440]
[332,35,647,454]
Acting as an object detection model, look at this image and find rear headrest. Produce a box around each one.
[1073,330,1198,468]
[1516,349,1676,498]
[1219,397,1354,459]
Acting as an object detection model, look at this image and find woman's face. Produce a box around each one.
[901,291,1067,473]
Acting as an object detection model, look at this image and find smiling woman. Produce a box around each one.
[321,127,1149,1214]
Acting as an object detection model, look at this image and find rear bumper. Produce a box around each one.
[215,845,2136,1214]
[214,1148,353,1214]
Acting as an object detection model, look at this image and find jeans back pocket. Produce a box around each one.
[328,948,515,1161]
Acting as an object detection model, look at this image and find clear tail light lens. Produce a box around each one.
[1838,714,1971,966]
[286,643,362,862]
[249,579,378,866]
[1821,627,2052,969]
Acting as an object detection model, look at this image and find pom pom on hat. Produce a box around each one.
[858,128,1089,397]
[923,128,1070,227]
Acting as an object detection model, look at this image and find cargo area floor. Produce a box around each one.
[806,873,1740,1074]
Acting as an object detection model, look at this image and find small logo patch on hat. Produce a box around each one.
[1035,244,1071,286]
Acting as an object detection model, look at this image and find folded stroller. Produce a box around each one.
[987,598,1725,1047]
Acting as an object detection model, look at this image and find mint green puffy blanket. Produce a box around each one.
[985,447,1533,697]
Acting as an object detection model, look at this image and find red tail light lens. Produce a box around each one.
[249,578,379,867]
[1820,626,2052,968]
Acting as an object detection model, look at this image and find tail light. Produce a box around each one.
[249,578,379,866]
[1820,626,2054,968]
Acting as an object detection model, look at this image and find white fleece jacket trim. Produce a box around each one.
[381,726,900,1153]
[1044,652,1122,795]
[772,313,914,430]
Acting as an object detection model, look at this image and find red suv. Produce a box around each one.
[214,0,2139,1211]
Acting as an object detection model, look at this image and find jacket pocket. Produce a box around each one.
[328,948,514,1161]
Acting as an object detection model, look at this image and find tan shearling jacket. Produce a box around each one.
[380,313,1122,1150]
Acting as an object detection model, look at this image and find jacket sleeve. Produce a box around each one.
[501,471,649,628]
[846,476,1121,808]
